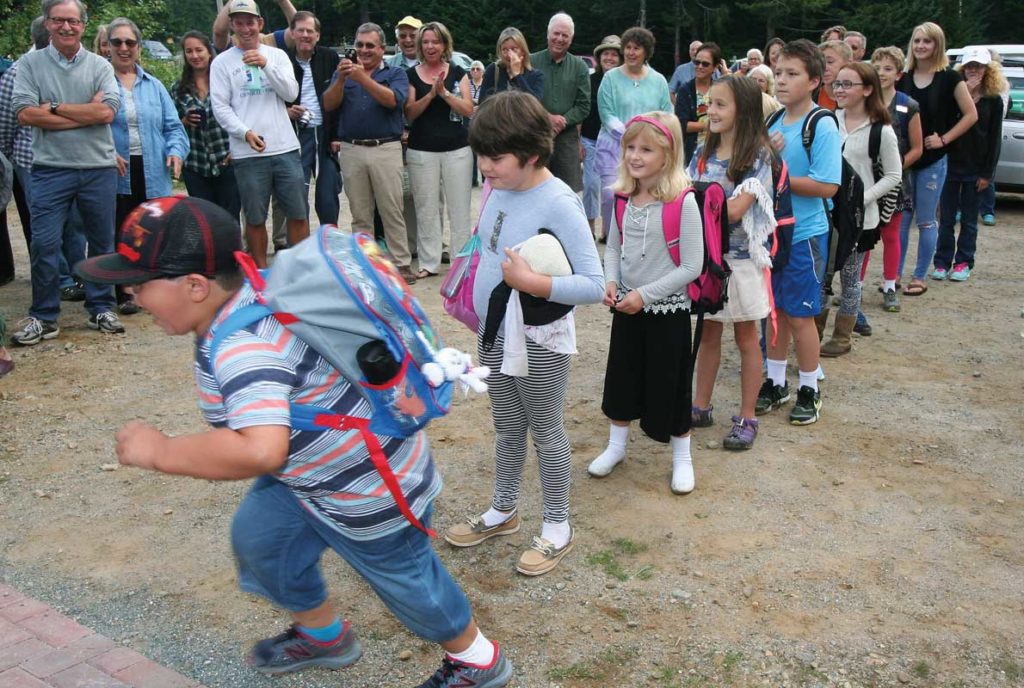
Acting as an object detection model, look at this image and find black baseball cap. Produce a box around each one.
[75,196,242,285]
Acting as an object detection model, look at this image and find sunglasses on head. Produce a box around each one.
[110,38,139,48]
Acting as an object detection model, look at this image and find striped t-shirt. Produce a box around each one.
[194,285,442,541]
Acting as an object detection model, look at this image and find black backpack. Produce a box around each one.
[767,107,864,283]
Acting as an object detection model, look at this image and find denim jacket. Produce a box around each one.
[112,65,189,197]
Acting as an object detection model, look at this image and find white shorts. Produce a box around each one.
[708,257,770,323]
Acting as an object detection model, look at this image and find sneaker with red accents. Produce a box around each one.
[247,622,362,675]
[415,644,513,687]
[949,262,971,282]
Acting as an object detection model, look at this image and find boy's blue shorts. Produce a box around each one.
[230,476,471,643]
[772,234,827,318]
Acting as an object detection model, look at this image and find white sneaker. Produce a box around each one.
[671,461,695,494]
[587,447,625,477]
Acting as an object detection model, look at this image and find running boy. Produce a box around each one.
[761,39,842,424]
[75,197,513,688]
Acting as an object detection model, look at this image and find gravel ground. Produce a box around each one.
[1,190,1023,688]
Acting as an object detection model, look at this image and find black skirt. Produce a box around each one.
[601,308,692,443]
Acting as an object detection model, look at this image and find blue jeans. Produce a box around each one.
[231,476,471,643]
[581,136,600,221]
[299,125,341,226]
[182,166,242,221]
[935,171,980,270]
[16,164,85,290]
[28,166,117,321]
[978,181,995,216]
[898,156,947,281]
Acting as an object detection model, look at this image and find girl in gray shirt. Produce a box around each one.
[586,113,704,496]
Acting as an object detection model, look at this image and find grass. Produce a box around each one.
[996,656,1024,680]
[584,538,654,581]
[721,649,744,672]
[912,660,931,678]
[547,646,639,682]
[548,661,605,680]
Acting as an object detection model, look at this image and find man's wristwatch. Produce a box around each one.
[50,102,60,115]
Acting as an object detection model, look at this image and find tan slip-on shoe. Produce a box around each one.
[515,529,575,576]
[444,511,520,548]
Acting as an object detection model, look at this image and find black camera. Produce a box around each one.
[344,47,358,62]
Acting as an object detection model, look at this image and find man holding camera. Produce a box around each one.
[323,22,415,284]
[286,10,340,225]
[210,0,305,267]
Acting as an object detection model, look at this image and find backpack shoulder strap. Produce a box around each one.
[614,192,629,244]
[802,106,835,158]
[765,107,786,129]
[659,190,689,266]
[471,181,494,236]
[868,121,883,162]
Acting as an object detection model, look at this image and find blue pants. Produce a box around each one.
[935,171,980,270]
[978,181,995,217]
[28,166,117,321]
[898,156,947,281]
[299,125,341,226]
[16,164,85,290]
[182,166,242,222]
[231,476,471,643]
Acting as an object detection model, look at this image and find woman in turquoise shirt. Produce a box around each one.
[109,17,189,313]
[595,27,671,240]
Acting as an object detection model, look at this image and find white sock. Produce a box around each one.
[798,368,819,392]
[587,424,629,477]
[541,520,571,549]
[447,630,497,667]
[766,358,787,387]
[480,507,513,528]
[670,435,694,494]
[816,364,825,381]
[884,279,896,292]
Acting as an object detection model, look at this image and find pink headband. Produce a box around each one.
[626,115,674,148]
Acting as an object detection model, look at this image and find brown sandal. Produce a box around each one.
[416,269,437,279]
[902,280,927,296]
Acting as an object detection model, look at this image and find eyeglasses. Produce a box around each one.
[693,60,713,68]
[354,41,378,49]
[109,38,139,48]
[830,80,863,91]
[48,17,84,27]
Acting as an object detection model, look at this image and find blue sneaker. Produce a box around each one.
[854,310,872,336]
[982,213,996,226]
[931,267,947,281]
[949,262,971,282]
[247,623,362,675]
[416,645,513,687]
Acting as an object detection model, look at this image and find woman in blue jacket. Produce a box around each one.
[109,17,189,313]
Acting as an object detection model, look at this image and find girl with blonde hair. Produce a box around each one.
[588,112,705,494]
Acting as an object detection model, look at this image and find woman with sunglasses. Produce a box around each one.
[675,41,722,164]
[108,17,189,314]
[172,31,241,221]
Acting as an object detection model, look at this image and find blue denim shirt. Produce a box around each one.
[333,63,408,141]
[112,65,189,197]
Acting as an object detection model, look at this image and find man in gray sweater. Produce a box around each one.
[10,0,124,346]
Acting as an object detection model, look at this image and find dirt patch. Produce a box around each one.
[2,193,1023,687]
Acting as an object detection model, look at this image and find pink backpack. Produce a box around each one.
[614,184,730,363]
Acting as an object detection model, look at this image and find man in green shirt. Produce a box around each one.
[530,12,590,192]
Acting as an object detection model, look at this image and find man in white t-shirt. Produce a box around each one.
[210,0,306,267]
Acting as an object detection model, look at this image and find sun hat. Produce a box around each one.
[594,35,623,58]
[75,196,242,285]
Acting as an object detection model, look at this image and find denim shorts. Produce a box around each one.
[230,476,471,643]
[233,151,307,224]
[771,234,826,317]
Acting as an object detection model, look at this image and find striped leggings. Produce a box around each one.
[477,331,573,523]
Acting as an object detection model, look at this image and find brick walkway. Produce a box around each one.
[0,583,205,688]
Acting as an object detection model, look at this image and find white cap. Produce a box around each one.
[227,0,261,17]
[961,45,991,66]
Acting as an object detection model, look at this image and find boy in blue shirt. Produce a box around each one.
[74,197,513,688]
[760,40,842,425]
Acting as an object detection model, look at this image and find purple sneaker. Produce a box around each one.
[722,416,759,450]
[691,405,714,427]
[416,644,513,687]
[247,623,362,675]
